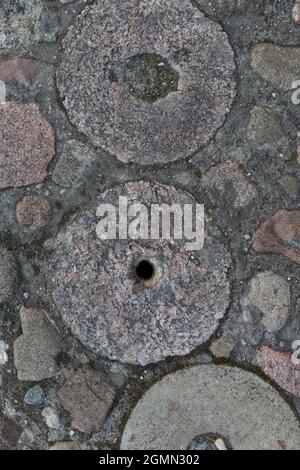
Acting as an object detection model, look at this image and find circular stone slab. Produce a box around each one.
[57,0,236,164]
[121,365,300,450]
[46,182,230,365]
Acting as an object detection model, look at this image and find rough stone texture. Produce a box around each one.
[49,442,90,450]
[0,247,17,304]
[247,107,285,147]
[201,162,257,208]
[241,272,290,333]
[0,59,38,84]
[0,1,58,49]
[13,307,61,381]
[121,365,300,450]
[254,346,300,398]
[16,195,52,230]
[24,386,44,406]
[46,182,231,365]
[57,0,236,164]
[251,43,300,90]
[279,175,300,199]
[0,102,55,189]
[210,337,234,358]
[52,140,94,188]
[0,341,8,365]
[42,407,61,430]
[293,0,300,24]
[252,210,300,264]
[58,367,117,433]
[0,412,22,449]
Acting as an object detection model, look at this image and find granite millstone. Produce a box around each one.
[46,182,231,365]
[121,365,300,450]
[57,0,236,164]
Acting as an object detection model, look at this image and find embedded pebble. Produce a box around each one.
[24,386,44,406]
[0,102,55,189]
[252,210,300,264]
[242,272,290,333]
[13,307,61,381]
[58,367,117,433]
[16,195,52,230]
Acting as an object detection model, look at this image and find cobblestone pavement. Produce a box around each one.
[0,0,300,450]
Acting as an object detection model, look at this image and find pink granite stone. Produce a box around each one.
[0,102,55,188]
[254,346,300,398]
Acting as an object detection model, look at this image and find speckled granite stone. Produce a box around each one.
[57,0,236,164]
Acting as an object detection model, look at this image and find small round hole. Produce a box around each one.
[135,260,155,281]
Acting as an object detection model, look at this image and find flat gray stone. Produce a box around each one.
[14,307,61,381]
[247,107,286,147]
[121,365,300,450]
[242,272,290,333]
[57,0,236,164]
[251,43,300,90]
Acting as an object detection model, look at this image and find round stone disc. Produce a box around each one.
[46,182,230,365]
[57,0,236,164]
[121,365,300,450]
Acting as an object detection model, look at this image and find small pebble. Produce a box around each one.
[24,386,44,406]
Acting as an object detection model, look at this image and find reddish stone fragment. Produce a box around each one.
[0,59,38,84]
[0,102,55,188]
[252,210,300,264]
[254,346,300,398]
[16,195,52,230]
[58,367,116,433]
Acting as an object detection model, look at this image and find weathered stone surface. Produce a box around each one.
[0,102,55,188]
[16,195,52,230]
[14,307,61,381]
[252,210,300,264]
[0,59,38,84]
[0,2,58,49]
[52,140,93,188]
[279,175,300,199]
[42,407,61,430]
[46,182,231,365]
[49,442,89,450]
[57,0,236,164]
[254,346,300,398]
[0,247,17,304]
[293,0,300,24]
[0,412,22,449]
[201,162,257,208]
[210,337,234,358]
[24,386,44,406]
[121,365,300,450]
[58,367,116,433]
[0,341,8,365]
[241,272,290,333]
[251,43,300,90]
[247,107,285,147]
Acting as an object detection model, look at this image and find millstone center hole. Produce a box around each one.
[136,260,155,281]
[110,53,179,103]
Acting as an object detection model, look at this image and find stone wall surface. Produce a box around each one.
[0,0,299,450]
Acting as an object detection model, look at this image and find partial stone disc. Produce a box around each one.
[57,0,236,164]
[46,182,230,365]
[121,365,300,450]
